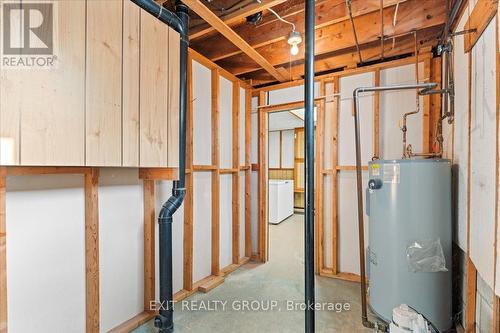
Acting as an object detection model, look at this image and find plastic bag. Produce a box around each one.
[406,238,448,273]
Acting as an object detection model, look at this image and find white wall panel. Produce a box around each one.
[337,171,369,274]
[219,175,233,268]
[6,177,86,333]
[323,82,335,169]
[99,169,143,332]
[219,77,233,168]
[267,82,320,105]
[268,131,280,168]
[251,112,258,164]
[192,60,212,165]
[192,172,212,282]
[338,72,374,165]
[452,7,470,251]
[323,175,333,268]
[379,63,424,159]
[469,17,497,288]
[281,130,295,168]
[240,88,246,165]
[250,171,259,254]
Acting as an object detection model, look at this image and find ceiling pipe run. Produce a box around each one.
[129,1,189,333]
[304,0,315,332]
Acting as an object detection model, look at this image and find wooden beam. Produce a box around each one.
[464,0,498,53]
[0,168,6,333]
[422,58,432,153]
[6,166,91,176]
[107,311,156,333]
[211,69,221,275]
[138,168,178,180]
[232,82,241,264]
[193,0,404,62]
[85,168,100,333]
[184,53,194,292]
[143,180,156,311]
[331,78,339,275]
[189,0,288,40]
[183,0,288,82]
[244,88,252,258]
[258,91,268,262]
[216,0,446,77]
[465,257,477,333]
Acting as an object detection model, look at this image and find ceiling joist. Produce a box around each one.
[216,0,446,76]
[189,0,288,40]
[191,0,406,61]
[184,0,290,82]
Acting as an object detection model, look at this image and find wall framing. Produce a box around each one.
[253,52,440,282]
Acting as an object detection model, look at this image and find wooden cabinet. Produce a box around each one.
[0,0,180,168]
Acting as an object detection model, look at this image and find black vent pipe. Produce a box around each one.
[304,0,315,332]
[130,1,189,333]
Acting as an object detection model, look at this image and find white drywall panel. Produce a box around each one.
[192,172,212,282]
[219,174,233,268]
[6,176,86,333]
[469,17,497,289]
[239,171,246,259]
[251,112,258,164]
[240,87,246,165]
[337,171,369,274]
[219,76,233,168]
[192,60,212,165]
[338,72,374,165]
[268,111,303,131]
[267,81,320,105]
[323,82,335,170]
[452,6,470,251]
[250,171,259,254]
[379,63,424,160]
[268,131,280,168]
[323,175,333,268]
[281,130,295,168]
[99,169,143,332]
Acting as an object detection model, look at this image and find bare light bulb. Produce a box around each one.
[290,44,299,56]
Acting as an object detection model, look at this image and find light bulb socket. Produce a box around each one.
[287,30,302,46]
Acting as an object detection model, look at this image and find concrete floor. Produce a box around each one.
[134,214,374,333]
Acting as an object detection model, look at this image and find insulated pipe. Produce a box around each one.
[304,0,315,332]
[130,1,188,333]
[131,0,185,35]
[155,3,189,333]
[352,83,437,331]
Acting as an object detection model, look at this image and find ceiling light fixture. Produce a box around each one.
[268,7,302,56]
[287,30,302,56]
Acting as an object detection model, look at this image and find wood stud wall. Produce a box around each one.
[256,53,440,283]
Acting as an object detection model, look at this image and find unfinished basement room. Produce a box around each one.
[0,0,498,332]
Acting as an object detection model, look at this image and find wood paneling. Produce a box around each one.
[1,0,86,166]
[140,10,170,167]
[0,2,180,168]
[86,0,123,166]
[168,28,181,167]
[122,1,141,167]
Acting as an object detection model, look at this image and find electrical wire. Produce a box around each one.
[346,0,363,63]
[267,7,296,31]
